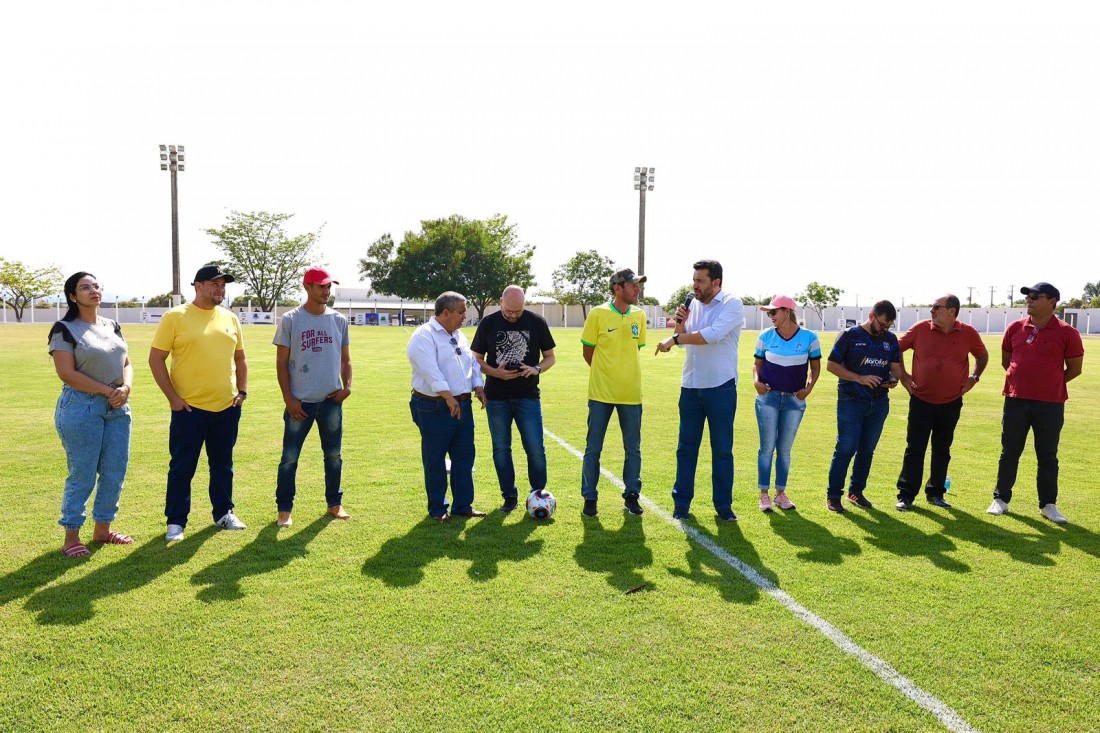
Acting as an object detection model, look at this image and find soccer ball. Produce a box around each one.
[526,490,556,520]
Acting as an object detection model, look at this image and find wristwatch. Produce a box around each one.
[968,374,979,383]
[672,333,680,346]
[534,365,541,373]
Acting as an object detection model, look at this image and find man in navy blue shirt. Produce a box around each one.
[825,300,910,512]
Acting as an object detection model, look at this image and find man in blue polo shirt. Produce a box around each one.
[825,300,910,512]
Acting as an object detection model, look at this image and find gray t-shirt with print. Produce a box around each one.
[47,318,128,386]
[273,307,350,402]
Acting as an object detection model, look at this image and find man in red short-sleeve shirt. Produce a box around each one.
[987,282,1084,523]
[894,294,989,510]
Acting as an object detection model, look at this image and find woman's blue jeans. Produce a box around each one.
[827,394,890,499]
[754,390,807,491]
[55,386,131,530]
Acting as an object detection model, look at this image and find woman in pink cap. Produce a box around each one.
[752,296,821,511]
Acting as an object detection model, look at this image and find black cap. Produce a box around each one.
[192,265,235,284]
[1020,282,1060,301]
[610,268,646,286]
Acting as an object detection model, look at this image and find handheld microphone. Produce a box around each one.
[676,293,695,324]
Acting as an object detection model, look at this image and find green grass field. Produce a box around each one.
[1,323,1098,732]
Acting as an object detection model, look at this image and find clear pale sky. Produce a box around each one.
[2,1,1097,308]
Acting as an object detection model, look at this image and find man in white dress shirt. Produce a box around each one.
[655,260,745,521]
[406,292,487,521]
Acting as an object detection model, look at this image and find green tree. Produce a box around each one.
[231,293,301,308]
[664,285,693,314]
[796,281,843,327]
[205,211,323,312]
[0,258,63,322]
[550,250,616,318]
[1082,281,1100,304]
[359,214,534,320]
[145,293,173,307]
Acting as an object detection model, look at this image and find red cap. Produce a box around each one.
[303,267,339,286]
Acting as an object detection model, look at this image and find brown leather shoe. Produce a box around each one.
[452,509,487,518]
[431,513,450,522]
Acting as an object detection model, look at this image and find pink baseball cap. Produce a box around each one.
[303,267,339,286]
[759,295,798,311]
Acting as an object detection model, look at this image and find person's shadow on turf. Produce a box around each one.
[766,509,862,565]
[574,513,653,592]
[190,515,329,603]
[667,518,777,604]
[908,506,1058,566]
[455,509,545,582]
[24,525,218,625]
[362,512,547,587]
[844,506,971,573]
[0,549,93,608]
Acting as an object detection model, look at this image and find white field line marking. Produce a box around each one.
[544,428,980,733]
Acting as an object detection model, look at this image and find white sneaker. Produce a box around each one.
[986,499,1009,515]
[1040,504,1068,524]
[216,512,247,530]
[166,524,185,541]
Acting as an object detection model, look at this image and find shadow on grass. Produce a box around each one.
[24,526,218,625]
[668,518,777,604]
[766,510,862,565]
[574,514,653,592]
[914,507,1060,566]
[844,507,971,573]
[1009,514,1100,560]
[362,512,546,587]
[190,515,329,603]
[0,548,97,607]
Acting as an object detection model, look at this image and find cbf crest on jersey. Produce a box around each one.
[631,323,640,338]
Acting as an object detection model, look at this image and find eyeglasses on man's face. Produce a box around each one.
[931,304,946,311]
[1026,293,1051,301]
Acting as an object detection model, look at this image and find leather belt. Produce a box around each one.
[413,390,471,402]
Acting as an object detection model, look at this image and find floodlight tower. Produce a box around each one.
[633,166,655,293]
[159,144,186,305]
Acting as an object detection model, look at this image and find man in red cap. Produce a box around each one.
[987,282,1083,523]
[272,266,353,527]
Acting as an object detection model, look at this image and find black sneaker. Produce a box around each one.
[716,509,738,522]
[927,496,952,508]
[500,496,518,513]
[826,498,846,513]
[623,493,644,515]
[672,506,690,520]
[847,492,873,509]
[583,499,598,517]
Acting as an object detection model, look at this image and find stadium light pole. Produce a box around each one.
[159,144,186,306]
[633,166,655,293]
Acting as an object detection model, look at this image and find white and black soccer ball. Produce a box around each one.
[526,490,557,520]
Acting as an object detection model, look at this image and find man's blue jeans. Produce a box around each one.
[166,405,241,527]
[485,398,547,498]
[54,386,131,530]
[827,394,890,499]
[581,400,642,499]
[672,378,736,511]
[276,398,343,512]
[411,395,475,517]
[754,390,807,491]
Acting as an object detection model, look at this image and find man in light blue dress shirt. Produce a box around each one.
[407,292,487,521]
[655,260,745,521]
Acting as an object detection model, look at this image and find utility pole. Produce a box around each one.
[1007,285,1015,307]
[989,285,996,307]
[633,167,655,295]
[159,145,186,306]
[967,286,975,305]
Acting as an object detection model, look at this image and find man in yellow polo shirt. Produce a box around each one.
[580,268,647,516]
[149,265,249,541]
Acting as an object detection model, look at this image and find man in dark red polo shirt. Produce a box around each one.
[895,294,989,510]
[987,282,1084,523]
